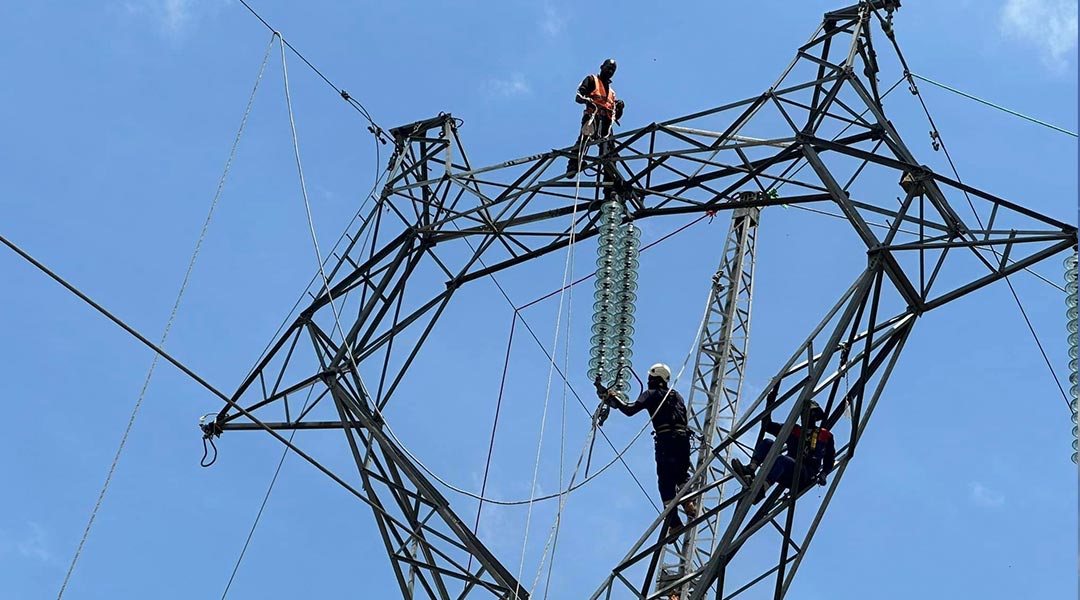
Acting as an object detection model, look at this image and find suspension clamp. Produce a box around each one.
[199,414,223,439]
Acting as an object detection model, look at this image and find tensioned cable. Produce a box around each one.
[0,235,410,522]
[890,32,1071,409]
[235,0,382,135]
[54,33,277,600]
[466,313,518,574]
[220,384,317,599]
[909,72,1077,138]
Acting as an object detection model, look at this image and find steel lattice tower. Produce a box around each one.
[202,2,1077,598]
[655,206,759,599]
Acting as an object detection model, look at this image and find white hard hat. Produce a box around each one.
[648,363,671,383]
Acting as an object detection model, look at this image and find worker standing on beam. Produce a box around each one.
[565,58,625,178]
[603,363,695,532]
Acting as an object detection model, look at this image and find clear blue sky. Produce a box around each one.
[1,1,1076,599]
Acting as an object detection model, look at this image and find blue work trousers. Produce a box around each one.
[751,438,812,489]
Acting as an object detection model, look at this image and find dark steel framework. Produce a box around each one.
[656,205,759,599]
[205,2,1076,598]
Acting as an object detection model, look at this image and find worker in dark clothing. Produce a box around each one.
[604,363,695,530]
[565,58,626,177]
[730,401,836,504]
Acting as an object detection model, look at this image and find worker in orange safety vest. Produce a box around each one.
[565,58,625,177]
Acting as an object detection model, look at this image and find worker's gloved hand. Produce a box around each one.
[592,377,608,399]
[814,472,827,486]
[603,390,621,407]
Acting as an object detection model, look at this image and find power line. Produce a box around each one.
[220,385,316,599]
[899,62,1071,410]
[235,0,384,137]
[909,72,1077,138]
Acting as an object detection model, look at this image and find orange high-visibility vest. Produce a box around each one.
[586,75,616,118]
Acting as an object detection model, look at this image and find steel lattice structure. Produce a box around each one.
[204,2,1077,598]
[657,206,759,599]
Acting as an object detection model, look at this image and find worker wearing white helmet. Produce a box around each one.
[603,362,694,533]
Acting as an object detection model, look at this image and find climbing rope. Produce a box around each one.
[525,291,712,597]
[280,39,346,336]
[514,146,584,596]
[54,32,277,600]
[532,139,596,597]
[209,30,390,594]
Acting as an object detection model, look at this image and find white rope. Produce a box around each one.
[513,138,586,596]
[55,33,277,600]
[529,239,713,596]
[239,164,385,386]
[530,138,589,596]
[280,38,357,357]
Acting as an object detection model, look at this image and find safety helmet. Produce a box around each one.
[647,363,671,384]
[600,58,618,75]
[807,400,825,423]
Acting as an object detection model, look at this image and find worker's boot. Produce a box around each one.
[564,157,579,178]
[730,459,755,483]
[680,498,698,518]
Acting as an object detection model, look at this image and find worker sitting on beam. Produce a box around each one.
[731,401,836,504]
